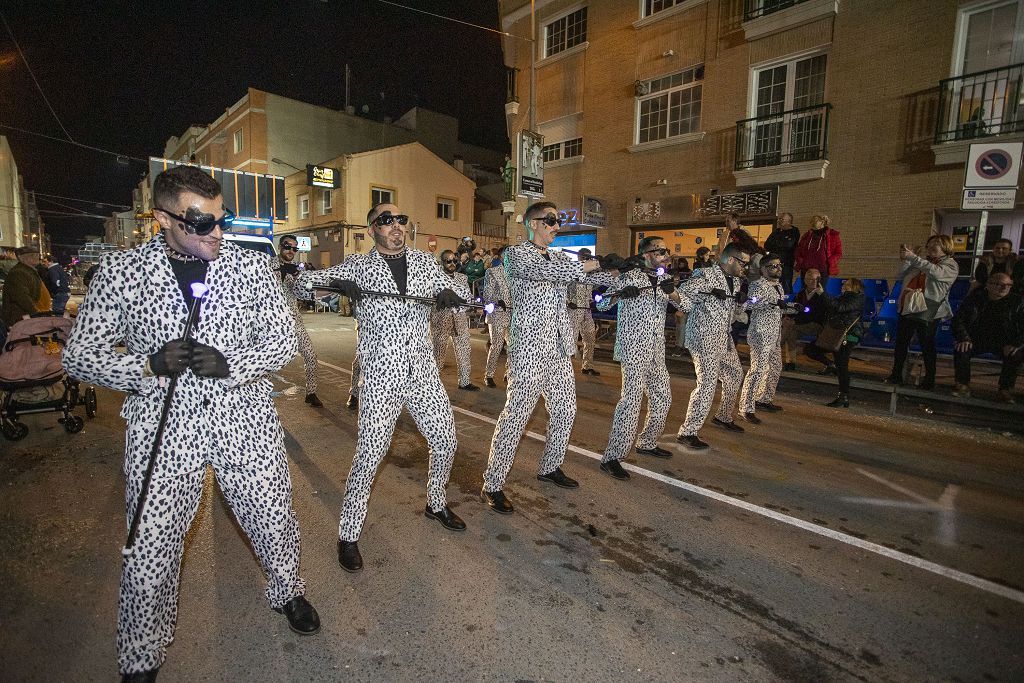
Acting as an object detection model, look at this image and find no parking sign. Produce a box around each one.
[964,142,1022,188]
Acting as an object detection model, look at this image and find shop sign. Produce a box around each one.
[517,129,545,197]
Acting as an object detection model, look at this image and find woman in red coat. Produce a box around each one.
[794,214,843,288]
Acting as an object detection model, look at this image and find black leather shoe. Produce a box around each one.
[600,460,630,480]
[755,401,782,412]
[783,362,796,372]
[826,393,850,408]
[274,595,321,635]
[581,368,600,376]
[537,467,579,488]
[481,489,514,514]
[485,377,497,387]
[459,383,481,391]
[122,670,159,682]
[818,364,837,376]
[345,395,358,411]
[635,445,673,458]
[337,540,363,572]
[425,505,467,531]
[676,434,709,451]
[305,393,323,407]
[712,417,745,432]
[741,412,762,424]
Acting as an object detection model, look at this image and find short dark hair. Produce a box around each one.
[761,253,782,266]
[524,201,557,222]
[722,243,750,262]
[367,202,394,226]
[637,236,663,253]
[153,165,221,210]
[279,234,297,246]
[994,238,1014,248]
[440,249,455,260]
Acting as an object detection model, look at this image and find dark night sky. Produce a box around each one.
[0,0,509,259]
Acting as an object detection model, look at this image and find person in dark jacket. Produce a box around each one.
[781,268,827,370]
[41,253,71,315]
[1,247,51,326]
[972,238,1017,289]
[763,212,800,294]
[951,272,1024,402]
[804,278,865,408]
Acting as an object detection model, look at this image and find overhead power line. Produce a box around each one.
[32,191,131,209]
[367,0,531,41]
[0,122,148,163]
[0,10,77,142]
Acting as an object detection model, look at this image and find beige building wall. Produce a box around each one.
[500,0,1024,279]
[0,136,25,248]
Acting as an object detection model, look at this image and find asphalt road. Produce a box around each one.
[2,313,1022,682]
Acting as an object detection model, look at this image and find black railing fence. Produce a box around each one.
[735,103,831,171]
[935,62,1024,144]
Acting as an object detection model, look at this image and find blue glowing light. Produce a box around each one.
[484,303,495,314]
[593,293,604,303]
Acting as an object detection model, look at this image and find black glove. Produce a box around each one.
[189,343,230,378]
[709,288,729,300]
[598,253,624,270]
[567,301,579,310]
[329,278,363,302]
[734,290,748,305]
[618,285,642,299]
[659,280,676,294]
[435,288,466,310]
[149,339,192,376]
[497,300,507,310]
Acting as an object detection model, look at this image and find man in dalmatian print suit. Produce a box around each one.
[739,253,792,422]
[63,166,319,682]
[596,236,680,480]
[297,202,468,573]
[567,247,600,375]
[479,246,511,387]
[272,234,322,407]
[481,201,608,515]
[675,243,754,451]
[430,249,477,390]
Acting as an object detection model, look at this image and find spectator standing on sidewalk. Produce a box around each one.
[41,253,71,315]
[794,214,842,288]
[464,249,486,294]
[781,269,828,371]
[764,212,800,294]
[886,235,958,390]
[973,238,1017,289]
[952,272,1024,403]
[2,247,50,326]
[805,278,866,408]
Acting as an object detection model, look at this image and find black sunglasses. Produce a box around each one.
[442,258,458,264]
[533,214,564,227]
[644,248,670,256]
[157,206,235,236]
[281,245,298,252]
[374,213,409,227]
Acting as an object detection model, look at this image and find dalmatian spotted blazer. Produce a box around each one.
[272,259,318,395]
[677,264,746,435]
[483,242,598,491]
[597,268,674,461]
[739,278,786,413]
[62,234,302,674]
[430,270,473,385]
[478,264,511,379]
[296,247,463,540]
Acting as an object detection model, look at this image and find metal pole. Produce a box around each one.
[529,0,536,132]
[974,209,989,278]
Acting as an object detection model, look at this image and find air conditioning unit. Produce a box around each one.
[635,80,650,97]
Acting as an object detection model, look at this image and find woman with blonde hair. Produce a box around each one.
[885,234,958,389]
[805,278,866,407]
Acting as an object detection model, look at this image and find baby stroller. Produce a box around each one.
[0,312,97,441]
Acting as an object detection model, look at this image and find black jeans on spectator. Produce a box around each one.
[890,316,939,384]
[781,262,795,295]
[805,342,853,394]
[954,347,1021,390]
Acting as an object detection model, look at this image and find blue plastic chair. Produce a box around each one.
[792,277,804,295]
[877,281,903,318]
[825,277,846,297]
[861,279,890,300]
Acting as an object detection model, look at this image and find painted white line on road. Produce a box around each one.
[318,360,1024,605]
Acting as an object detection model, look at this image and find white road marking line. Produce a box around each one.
[318,359,1024,605]
[857,468,934,505]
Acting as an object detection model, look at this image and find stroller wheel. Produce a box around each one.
[63,415,85,434]
[85,387,98,419]
[2,421,29,441]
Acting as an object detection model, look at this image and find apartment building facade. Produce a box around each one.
[500,0,1024,278]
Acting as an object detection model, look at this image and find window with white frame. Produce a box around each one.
[371,186,394,206]
[954,0,1023,76]
[744,53,828,167]
[643,0,684,17]
[541,138,583,162]
[436,197,456,220]
[321,189,333,213]
[636,65,704,144]
[542,143,561,163]
[545,7,587,58]
[233,129,243,153]
[298,193,309,219]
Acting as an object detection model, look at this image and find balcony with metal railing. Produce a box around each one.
[743,0,810,21]
[741,0,837,39]
[734,103,831,186]
[934,63,1024,145]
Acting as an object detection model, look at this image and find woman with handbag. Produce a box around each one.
[805,278,866,407]
[885,235,959,389]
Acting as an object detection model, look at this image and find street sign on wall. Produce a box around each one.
[964,142,1022,188]
[295,236,312,252]
[961,188,1017,210]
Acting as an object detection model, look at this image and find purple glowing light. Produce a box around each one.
[593,293,604,303]
[484,303,495,314]
[190,283,210,299]
[803,306,811,313]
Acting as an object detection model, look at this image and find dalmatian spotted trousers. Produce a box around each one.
[569,308,597,370]
[603,355,672,463]
[294,313,318,395]
[350,354,361,397]
[483,352,576,492]
[432,312,472,386]
[118,456,304,674]
[339,364,457,541]
[740,329,782,413]
[485,312,510,379]
[678,345,745,436]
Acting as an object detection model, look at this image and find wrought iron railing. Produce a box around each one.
[743,0,812,21]
[735,103,831,171]
[935,62,1024,144]
[473,222,506,239]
